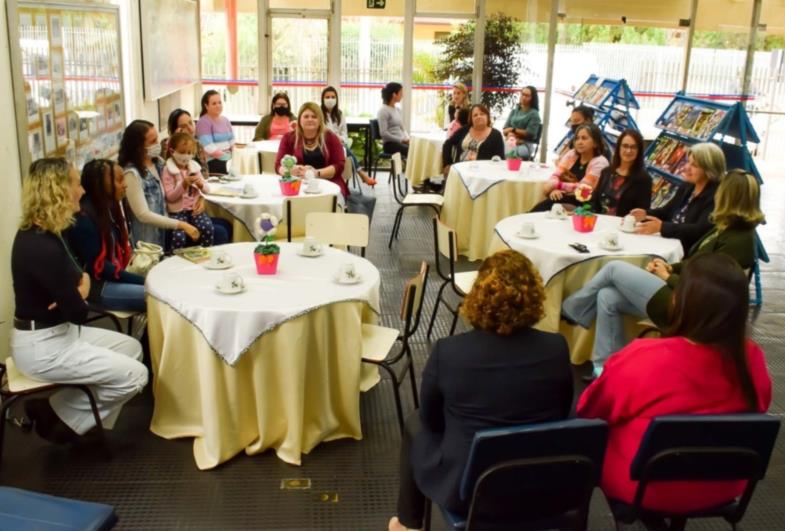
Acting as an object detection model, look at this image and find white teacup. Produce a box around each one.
[550,203,566,218]
[622,215,636,232]
[338,261,358,281]
[218,271,244,292]
[242,183,255,196]
[210,251,232,268]
[302,236,323,256]
[601,230,620,249]
[519,221,537,237]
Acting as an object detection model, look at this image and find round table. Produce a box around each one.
[407,131,446,187]
[232,140,281,174]
[203,173,344,242]
[489,212,684,364]
[439,160,552,261]
[145,242,381,469]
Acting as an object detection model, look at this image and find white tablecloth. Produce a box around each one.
[408,132,446,187]
[145,242,380,365]
[232,140,281,174]
[494,213,685,285]
[453,160,552,199]
[203,173,343,239]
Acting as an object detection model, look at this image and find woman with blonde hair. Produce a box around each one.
[631,141,726,253]
[275,101,348,198]
[389,250,573,531]
[446,82,470,130]
[10,158,148,445]
[562,169,764,378]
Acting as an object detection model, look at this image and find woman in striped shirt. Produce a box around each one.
[195,90,235,175]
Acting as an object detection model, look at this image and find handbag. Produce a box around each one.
[126,241,164,276]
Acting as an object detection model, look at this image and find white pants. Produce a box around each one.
[10,323,148,434]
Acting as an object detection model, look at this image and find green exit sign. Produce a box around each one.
[367,0,385,8]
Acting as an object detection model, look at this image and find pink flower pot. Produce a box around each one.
[572,214,598,233]
[254,252,280,275]
[506,158,522,171]
[279,180,301,196]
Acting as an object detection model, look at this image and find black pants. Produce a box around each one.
[207,159,228,175]
[530,194,582,213]
[397,412,427,529]
[384,141,409,158]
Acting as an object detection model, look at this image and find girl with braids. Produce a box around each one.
[67,159,145,312]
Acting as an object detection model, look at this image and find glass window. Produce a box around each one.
[416,0,474,16]
[270,17,328,110]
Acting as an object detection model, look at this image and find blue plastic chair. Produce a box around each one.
[0,486,118,530]
[426,418,608,531]
[608,414,781,531]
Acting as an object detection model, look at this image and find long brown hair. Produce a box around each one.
[666,253,758,410]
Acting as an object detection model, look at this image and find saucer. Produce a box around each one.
[303,187,321,195]
[620,226,636,234]
[545,212,567,220]
[515,232,540,239]
[222,174,242,182]
[334,273,362,285]
[297,249,324,258]
[204,261,234,270]
[215,284,245,295]
[240,192,258,199]
[599,242,622,251]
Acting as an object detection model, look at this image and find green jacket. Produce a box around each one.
[646,223,756,327]
[253,112,295,141]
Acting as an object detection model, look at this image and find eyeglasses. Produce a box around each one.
[620,144,638,151]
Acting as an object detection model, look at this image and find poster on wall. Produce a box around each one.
[9,1,125,170]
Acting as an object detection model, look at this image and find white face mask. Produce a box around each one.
[173,152,193,166]
[324,98,337,110]
[146,143,162,159]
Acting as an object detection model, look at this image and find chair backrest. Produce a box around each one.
[432,217,458,281]
[400,262,429,337]
[282,195,338,242]
[390,152,406,202]
[461,419,608,528]
[630,414,780,483]
[369,118,381,142]
[305,212,369,252]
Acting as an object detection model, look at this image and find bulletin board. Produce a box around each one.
[7,0,125,172]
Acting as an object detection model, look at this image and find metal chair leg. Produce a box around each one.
[427,280,449,339]
[78,385,111,460]
[0,395,21,467]
[448,303,462,336]
[388,208,403,249]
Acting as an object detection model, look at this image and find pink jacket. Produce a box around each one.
[548,149,608,193]
[161,158,209,213]
[578,337,771,513]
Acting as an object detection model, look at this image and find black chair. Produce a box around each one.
[609,414,781,531]
[426,418,608,531]
[368,119,397,181]
[388,153,444,249]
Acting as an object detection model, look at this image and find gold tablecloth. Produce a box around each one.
[488,234,653,365]
[440,166,547,261]
[147,298,377,470]
[407,133,446,187]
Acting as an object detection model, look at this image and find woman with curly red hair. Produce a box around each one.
[389,250,574,531]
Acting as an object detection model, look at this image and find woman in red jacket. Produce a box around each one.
[577,253,771,517]
[275,101,348,198]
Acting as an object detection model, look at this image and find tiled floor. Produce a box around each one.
[2,169,784,530]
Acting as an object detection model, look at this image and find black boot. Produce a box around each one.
[24,398,78,445]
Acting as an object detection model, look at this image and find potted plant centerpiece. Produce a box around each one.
[571,184,597,233]
[254,213,281,274]
[505,134,522,171]
[279,154,302,196]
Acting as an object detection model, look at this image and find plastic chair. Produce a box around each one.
[281,195,338,242]
[426,218,477,339]
[368,119,396,181]
[426,419,609,531]
[388,152,444,248]
[361,262,429,432]
[305,212,370,257]
[0,357,109,464]
[608,414,781,531]
[0,486,118,531]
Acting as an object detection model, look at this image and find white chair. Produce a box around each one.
[388,152,444,248]
[305,212,370,256]
[361,262,429,432]
[281,195,338,242]
[427,217,477,339]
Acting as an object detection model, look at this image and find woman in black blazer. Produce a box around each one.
[631,142,725,253]
[589,129,651,217]
[389,251,573,531]
[441,104,505,175]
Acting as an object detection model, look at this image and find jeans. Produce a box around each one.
[10,323,148,434]
[101,281,146,312]
[211,217,232,244]
[561,261,665,370]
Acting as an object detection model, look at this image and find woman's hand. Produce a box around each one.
[179,222,200,241]
[647,259,671,281]
[635,216,663,235]
[78,272,90,300]
[290,165,306,177]
[193,195,205,215]
[542,180,556,194]
[502,127,513,136]
[629,208,647,222]
[210,150,224,159]
[549,189,564,201]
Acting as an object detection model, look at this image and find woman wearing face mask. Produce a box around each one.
[254,93,296,141]
[161,109,208,174]
[118,119,199,249]
[321,86,376,187]
[195,90,235,175]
